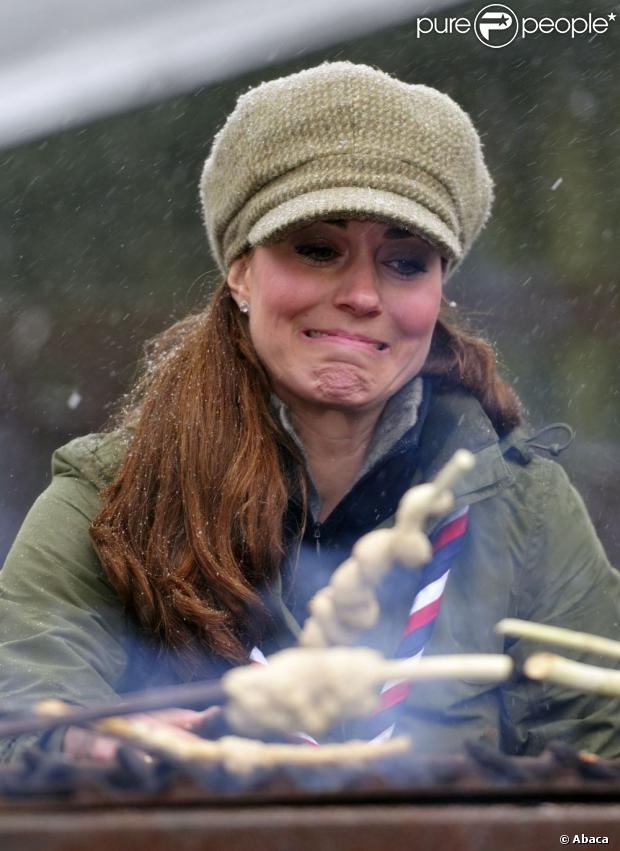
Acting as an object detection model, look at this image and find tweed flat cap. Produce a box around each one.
[200,61,493,276]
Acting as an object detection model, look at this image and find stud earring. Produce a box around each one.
[239,300,250,315]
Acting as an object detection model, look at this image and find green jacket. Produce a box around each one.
[1,387,619,761]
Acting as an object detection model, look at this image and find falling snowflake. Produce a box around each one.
[67,391,82,410]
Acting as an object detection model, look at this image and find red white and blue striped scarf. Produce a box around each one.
[371,505,469,740]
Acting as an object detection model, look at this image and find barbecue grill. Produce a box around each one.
[1,739,619,850]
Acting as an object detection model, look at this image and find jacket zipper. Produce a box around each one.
[313,522,322,556]
[312,446,412,540]
[302,437,418,553]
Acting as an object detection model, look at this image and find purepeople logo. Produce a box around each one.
[475,5,518,47]
[416,4,616,48]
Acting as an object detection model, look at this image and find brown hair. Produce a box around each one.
[90,283,521,672]
[423,299,522,436]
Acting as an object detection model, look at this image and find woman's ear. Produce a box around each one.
[227,253,251,308]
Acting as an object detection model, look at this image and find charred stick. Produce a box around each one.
[0,648,511,744]
[0,678,226,740]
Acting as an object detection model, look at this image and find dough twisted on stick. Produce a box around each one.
[100,721,411,774]
[36,698,410,774]
[98,717,410,773]
[223,647,512,737]
[299,449,475,649]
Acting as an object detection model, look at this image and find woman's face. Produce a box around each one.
[228,219,443,415]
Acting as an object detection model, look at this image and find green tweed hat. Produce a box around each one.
[200,61,493,276]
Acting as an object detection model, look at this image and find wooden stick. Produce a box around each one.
[524,652,620,697]
[496,618,620,660]
[0,678,226,740]
[380,653,513,684]
[0,651,509,744]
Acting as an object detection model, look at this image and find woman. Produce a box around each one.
[1,62,619,762]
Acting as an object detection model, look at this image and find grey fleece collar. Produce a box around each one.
[270,377,424,519]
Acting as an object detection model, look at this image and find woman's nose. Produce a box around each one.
[331,258,382,316]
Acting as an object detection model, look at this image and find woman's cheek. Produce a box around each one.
[392,291,442,336]
[257,276,317,317]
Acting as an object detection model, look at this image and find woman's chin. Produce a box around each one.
[308,365,378,409]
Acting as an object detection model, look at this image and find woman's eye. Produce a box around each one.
[294,243,339,263]
[385,257,428,277]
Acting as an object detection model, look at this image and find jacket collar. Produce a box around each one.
[416,383,515,513]
[273,378,515,519]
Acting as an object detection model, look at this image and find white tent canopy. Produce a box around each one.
[0,0,454,150]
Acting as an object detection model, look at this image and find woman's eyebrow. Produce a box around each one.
[383,226,416,239]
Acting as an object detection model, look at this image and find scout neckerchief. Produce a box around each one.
[370,505,470,741]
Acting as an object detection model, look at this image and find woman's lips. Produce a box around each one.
[302,329,389,351]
